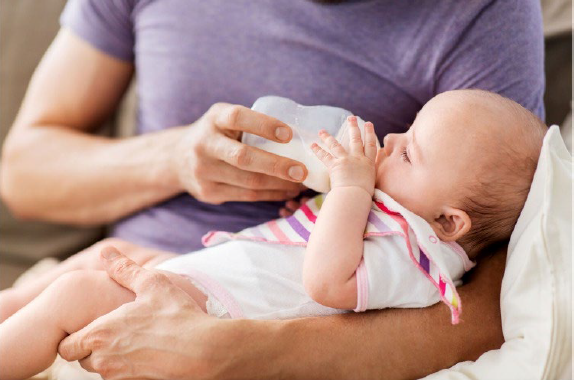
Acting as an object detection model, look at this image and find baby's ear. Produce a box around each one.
[430,207,471,242]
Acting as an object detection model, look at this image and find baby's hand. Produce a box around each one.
[311,116,377,197]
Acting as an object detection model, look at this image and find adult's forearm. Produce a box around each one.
[0,125,185,225]
[210,247,506,380]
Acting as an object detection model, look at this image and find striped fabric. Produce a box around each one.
[202,191,465,324]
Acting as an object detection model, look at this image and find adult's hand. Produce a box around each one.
[58,248,224,380]
[173,103,308,204]
[279,196,311,217]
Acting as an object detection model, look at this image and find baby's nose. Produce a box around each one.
[383,133,395,153]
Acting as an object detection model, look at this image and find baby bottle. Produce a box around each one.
[242,96,379,193]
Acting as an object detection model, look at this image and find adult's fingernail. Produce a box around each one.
[275,127,290,142]
[102,247,119,260]
[288,166,304,181]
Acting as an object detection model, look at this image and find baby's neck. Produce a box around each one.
[457,240,481,260]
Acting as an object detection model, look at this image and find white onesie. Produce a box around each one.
[156,190,474,323]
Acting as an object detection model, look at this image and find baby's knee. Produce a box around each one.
[50,270,133,303]
[45,270,134,332]
[69,238,131,269]
[94,237,132,251]
[45,270,102,310]
[50,270,101,293]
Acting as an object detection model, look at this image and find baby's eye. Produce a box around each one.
[401,148,411,163]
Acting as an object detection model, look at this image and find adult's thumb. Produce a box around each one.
[100,246,170,295]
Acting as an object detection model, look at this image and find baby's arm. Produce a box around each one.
[305,187,371,309]
[304,117,377,310]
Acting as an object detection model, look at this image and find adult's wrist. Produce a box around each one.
[207,317,344,380]
[186,318,285,380]
[159,126,188,194]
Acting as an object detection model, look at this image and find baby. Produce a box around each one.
[0,89,547,379]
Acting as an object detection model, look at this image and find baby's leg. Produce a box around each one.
[0,238,176,322]
[0,269,204,380]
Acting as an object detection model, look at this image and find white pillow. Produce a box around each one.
[423,125,573,380]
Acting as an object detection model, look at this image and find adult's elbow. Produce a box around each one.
[0,137,38,220]
[0,168,34,221]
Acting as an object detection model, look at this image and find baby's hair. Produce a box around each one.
[457,90,547,255]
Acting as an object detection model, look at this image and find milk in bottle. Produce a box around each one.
[242,96,378,193]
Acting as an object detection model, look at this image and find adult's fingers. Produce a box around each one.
[57,303,127,362]
[206,161,303,192]
[346,116,364,155]
[58,323,93,361]
[211,103,293,143]
[211,135,308,182]
[99,247,174,296]
[209,183,298,203]
[363,122,378,161]
[279,208,294,217]
[57,302,140,365]
[279,196,311,215]
[77,356,97,373]
[285,199,301,212]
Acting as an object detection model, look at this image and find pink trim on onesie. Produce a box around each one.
[390,214,463,324]
[179,269,245,319]
[444,241,475,271]
[353,258,369,312]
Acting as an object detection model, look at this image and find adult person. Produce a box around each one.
[0,0,544,378]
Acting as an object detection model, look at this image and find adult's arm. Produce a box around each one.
[59,245,505,380]
[0,29,306,225]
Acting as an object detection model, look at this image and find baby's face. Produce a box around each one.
[375,93,489,222]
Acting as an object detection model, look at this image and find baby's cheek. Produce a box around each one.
[375,167,399,195]
[374,166,387,190]
[376,169,420,212]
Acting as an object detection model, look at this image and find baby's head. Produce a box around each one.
[375,89,547,257]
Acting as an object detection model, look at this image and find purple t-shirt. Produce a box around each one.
[61,0,544,253]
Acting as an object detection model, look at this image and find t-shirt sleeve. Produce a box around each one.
[354,235,466,312]
[60,0,136,62]
[435,0,545,119]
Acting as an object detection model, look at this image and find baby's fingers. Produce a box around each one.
[319,130,347,157]
[347,116,364,156]
[311,143,334,167]
[364,122,378,161]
